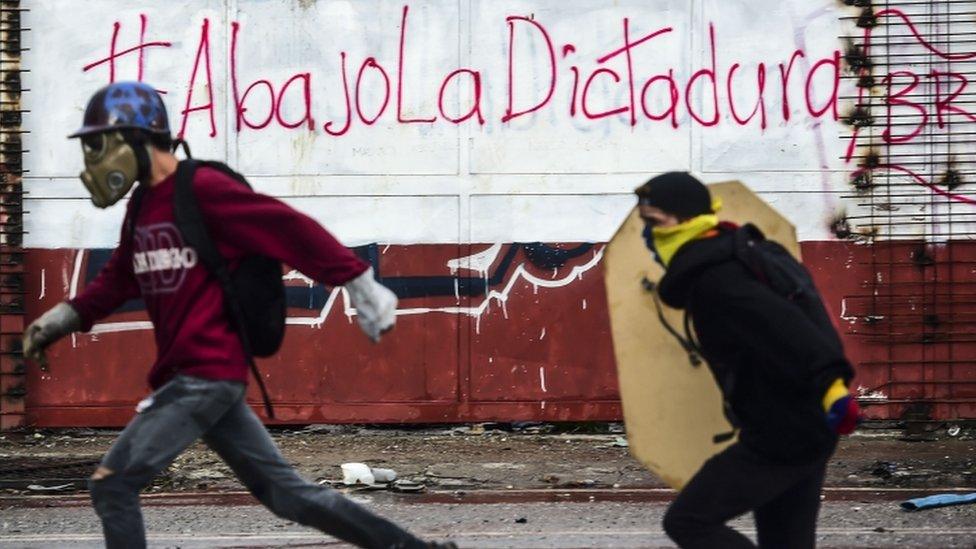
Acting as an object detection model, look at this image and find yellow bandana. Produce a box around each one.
[652,213,720,266]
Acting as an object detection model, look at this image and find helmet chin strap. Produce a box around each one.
[172,137,193,159]
[127,133,190,186]
[122,132,152,184]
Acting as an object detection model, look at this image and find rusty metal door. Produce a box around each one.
[838,0,976,421]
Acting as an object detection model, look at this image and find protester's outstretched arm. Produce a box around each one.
[23,302,82,368]
[67,209,142,332]
[31,216,139,367]
[195,168,396,341]
[344,267,397,342]
[28,202,142,366]
[195,168,367,285]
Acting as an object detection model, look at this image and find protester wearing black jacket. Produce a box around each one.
[635,172,859,549]
[659,226,853,463]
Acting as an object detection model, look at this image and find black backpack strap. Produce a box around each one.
[198,160,252,189]
[682,309,704,361]
[733,224,779,288]
[644,276,734,442]
[174,161,224,275]
[173,160,275,419]
[641,277,702,367]
[126,183,149,244]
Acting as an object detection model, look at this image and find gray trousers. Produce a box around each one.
[89,375,426,549]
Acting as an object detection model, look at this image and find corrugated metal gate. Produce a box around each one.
[840,0,976,421]
[0,0,27,429]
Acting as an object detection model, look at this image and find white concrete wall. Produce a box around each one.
[22,0,974,248]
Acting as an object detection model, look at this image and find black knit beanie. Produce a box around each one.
[635,172,712,219]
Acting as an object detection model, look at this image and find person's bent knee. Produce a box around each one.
[89,468,116,497]
[90,466,113,482]
[89,466,115,497]
[88,467,132,512]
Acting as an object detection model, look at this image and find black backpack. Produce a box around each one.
[128,158,285,419]
[656,223,842,361]
[730,224,843,352]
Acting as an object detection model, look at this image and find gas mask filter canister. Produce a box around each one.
[79,131,145,208]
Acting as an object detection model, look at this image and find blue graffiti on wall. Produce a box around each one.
[85,242,594,313]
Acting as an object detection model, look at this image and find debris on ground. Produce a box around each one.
[371,467,397,483]
[863,455,975,488]
[341,463,375,486]
[871,461,898,480]
[2,426,974,496]
[299,424,356,435]
[900,492,976,511]
[390,479,425,493]
[0,457,102,492]
[26,482,74,492]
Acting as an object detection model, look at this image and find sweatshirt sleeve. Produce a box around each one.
[68,210,142,332]
[194,167,369,286]
[695,268,854,392]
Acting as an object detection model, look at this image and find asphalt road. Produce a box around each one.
[3,490,975,548]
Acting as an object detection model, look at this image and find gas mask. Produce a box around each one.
[79,131,150,208]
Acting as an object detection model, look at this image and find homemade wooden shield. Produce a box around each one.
[604,181,800,489]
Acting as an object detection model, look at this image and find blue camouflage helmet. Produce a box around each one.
[69,81,170,138]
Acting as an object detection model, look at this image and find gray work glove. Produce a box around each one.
[23,302,81,369]
[344,267,397,343]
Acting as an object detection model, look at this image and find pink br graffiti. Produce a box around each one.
[844,8,976,206]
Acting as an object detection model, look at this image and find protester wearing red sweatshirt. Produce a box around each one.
[23,82,455,549]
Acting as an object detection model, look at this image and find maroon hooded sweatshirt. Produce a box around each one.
[69,167,369,389]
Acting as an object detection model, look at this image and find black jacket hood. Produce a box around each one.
[657,225,737,309]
